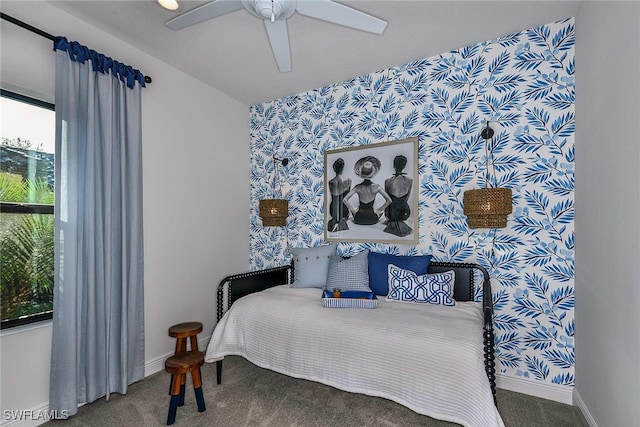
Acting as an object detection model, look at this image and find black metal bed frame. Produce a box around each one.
[214,260,497,406]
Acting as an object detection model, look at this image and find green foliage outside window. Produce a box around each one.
[1,93,56,326]
[1,169,55,322]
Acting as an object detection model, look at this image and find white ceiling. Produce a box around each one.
[49,0,581,106]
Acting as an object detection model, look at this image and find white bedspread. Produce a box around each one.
[206,285,504,427]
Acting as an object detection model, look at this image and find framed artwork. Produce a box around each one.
[324,137,419,244]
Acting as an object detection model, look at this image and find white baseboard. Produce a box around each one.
[1,336,211,427]
[144,335,210,376]
[496,372,574,405]
[573,389,598,427]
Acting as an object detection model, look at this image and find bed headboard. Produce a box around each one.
[428,261,489,303]
[216,260,491,321]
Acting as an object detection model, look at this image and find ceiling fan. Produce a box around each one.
[165,0,387,73]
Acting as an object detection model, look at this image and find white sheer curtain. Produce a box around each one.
[50,39,145,416]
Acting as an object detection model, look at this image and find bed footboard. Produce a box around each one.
[428,261,496,405]
[215,264,293,384]
[481,266,497,406]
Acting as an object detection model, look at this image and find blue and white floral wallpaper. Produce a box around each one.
[249,19,575,387]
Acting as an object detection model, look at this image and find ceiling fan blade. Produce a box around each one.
[264,19,292,73]
[166,0,245,30]
[295,0,387,35]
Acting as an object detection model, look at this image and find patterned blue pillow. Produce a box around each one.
[325,250,371,292]
[290,243,337,288]
[386,264,456,306]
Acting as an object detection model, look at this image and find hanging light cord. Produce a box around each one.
[490,135,497,189]
[482,120,498,257]
[273,154,291,253]
[272,155,281,198]
[491,228,498,257]
[483,120,497,189]
[484,131,490,188]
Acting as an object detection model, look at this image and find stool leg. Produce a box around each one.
[192,367,206,413]
[190,335,198,352]
[167,373,182,425]
[167,395,179,425]
[216,360,223,385]
[168,374,174,395]
[178,373,186,407]
[175,338,187,354]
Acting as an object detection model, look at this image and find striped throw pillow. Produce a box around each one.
[325,250,371,292]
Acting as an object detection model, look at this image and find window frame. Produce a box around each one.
[0,89,55,330]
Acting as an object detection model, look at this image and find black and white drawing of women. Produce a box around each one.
[343,156,392,225]
[383,155,413,237]
[327,158,352,232]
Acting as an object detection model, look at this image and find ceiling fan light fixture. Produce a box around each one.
[157,0,180,11]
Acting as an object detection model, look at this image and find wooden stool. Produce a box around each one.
[168,322,202,395]
[169,322,203,353]
[165,351,206,425]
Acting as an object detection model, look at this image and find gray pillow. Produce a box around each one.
[290,243,337,288]
[325,250,371,292]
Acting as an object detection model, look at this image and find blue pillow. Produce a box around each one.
[368,251,432,296]
[325,250,371,292]
[386,264,456,306]
[290,243,337,288]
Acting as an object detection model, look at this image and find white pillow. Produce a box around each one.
[289,243,337,288]
[386,264,456,306]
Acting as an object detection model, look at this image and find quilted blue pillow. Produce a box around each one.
[325,250,371,292]
[290,243,337,288]
[368,252,432,296]
[386,264,456,306]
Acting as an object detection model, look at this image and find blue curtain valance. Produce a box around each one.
[53,37,147,89]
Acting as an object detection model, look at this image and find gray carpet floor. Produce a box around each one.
[48,356,581,427]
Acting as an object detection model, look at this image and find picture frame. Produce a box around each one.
[324,137,419,244]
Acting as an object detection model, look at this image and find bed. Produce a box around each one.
[205,260,502,427]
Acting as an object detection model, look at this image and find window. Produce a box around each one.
[1,90,55,329]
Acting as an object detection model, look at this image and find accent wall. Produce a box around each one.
[249,19,575,388]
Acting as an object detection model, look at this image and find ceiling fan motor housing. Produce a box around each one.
[241,0,296,21]
[255,0,281,19]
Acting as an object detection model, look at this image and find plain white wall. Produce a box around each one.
[574,2,640,426]
[0,0,250,420]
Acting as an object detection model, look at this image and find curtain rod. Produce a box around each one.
[1,12,57,41]
[1,12,152,84]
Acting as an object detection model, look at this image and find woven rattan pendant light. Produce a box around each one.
[463,122,513,228]
[259,156,289,227]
